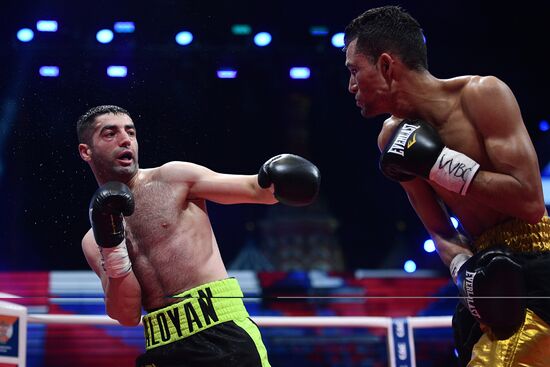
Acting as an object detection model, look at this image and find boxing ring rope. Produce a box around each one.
[26,313,452,328]
[19,313,452,367]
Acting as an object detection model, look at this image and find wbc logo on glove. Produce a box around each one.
[380,119,480,196]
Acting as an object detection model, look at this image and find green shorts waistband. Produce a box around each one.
[142,278,249,350]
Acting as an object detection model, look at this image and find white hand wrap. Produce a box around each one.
[100,240,132,278]
[449,253,472,284]
[429,147,480,195]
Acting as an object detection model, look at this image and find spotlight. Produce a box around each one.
[39,66,59,77]
[231,24,252,35]
[542,177,550,205]
[17,28,34,42]
[309,26,329,36]
[254,32,272,47]
[331,32,344,48]
[36,20,58,32]
[114,22,135,33]
[107,66,127,78]
[96,29,114,44]
[450,217,459,229]
[404,260,417,273]
[423,239,436,253]
[539,120,549,132]
[289,67,310,80]
[217,68,237,79]
[175,31,193,46]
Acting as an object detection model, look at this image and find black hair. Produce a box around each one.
[76,105,131,145]
[344,5,428,70]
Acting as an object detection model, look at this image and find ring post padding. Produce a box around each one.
[388,317,416,367]
[0,300,27,367]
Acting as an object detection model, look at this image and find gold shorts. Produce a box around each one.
[474,216,550,253]
[469,308,550,367]
[467,216,550,366]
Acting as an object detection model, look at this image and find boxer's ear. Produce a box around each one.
[378,53,394,85]
[79,143,92,161]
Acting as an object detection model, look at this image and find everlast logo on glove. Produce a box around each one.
[380,119,480,195]
[386,123,421,156]
[454,248,527,340]
[464,270,481,319]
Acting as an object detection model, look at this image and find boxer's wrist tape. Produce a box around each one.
[100,240,132,278]
[450,253,472,284]
[429,147,480,195]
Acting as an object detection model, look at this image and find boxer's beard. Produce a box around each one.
[94,152,138,183]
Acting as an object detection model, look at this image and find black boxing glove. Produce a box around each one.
[379,119,480,195]
[89,181,135,278]
[258,154,321,206]
[450,247,526,340]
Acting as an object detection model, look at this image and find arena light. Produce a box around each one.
[231,24,252,35]
[404,260,417,273]
[216,68,237,79]
[542,177,550,205]
[539,120,549,132]
[114,22,135,33]
[331,32,345,48]
[254,32,272,47]
[107,65,127,78]
[423,239,436,253]
[309,26,329,36]
[175,31,193,46]
[96,29,114,44]
[36,20,58,32]
[289,67,310,80]
[39,66,59,77]
[450,217,459,229]
[17,28,34,42]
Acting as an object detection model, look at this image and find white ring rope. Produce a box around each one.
[25,313,453,367]
[0,310,454,367]
[27,313,451,328]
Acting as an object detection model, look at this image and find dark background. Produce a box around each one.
[1,0,549,271]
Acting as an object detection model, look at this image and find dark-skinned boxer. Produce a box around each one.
[345,6,550,366]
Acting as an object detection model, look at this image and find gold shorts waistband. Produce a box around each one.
[474,216,550,253]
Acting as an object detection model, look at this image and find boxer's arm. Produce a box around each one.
[400,179,472,266]
[159,161,278,205]
[463,76,546,223]
[82,230,142,326]
[378,119,472,266]
[400,180,526,339]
